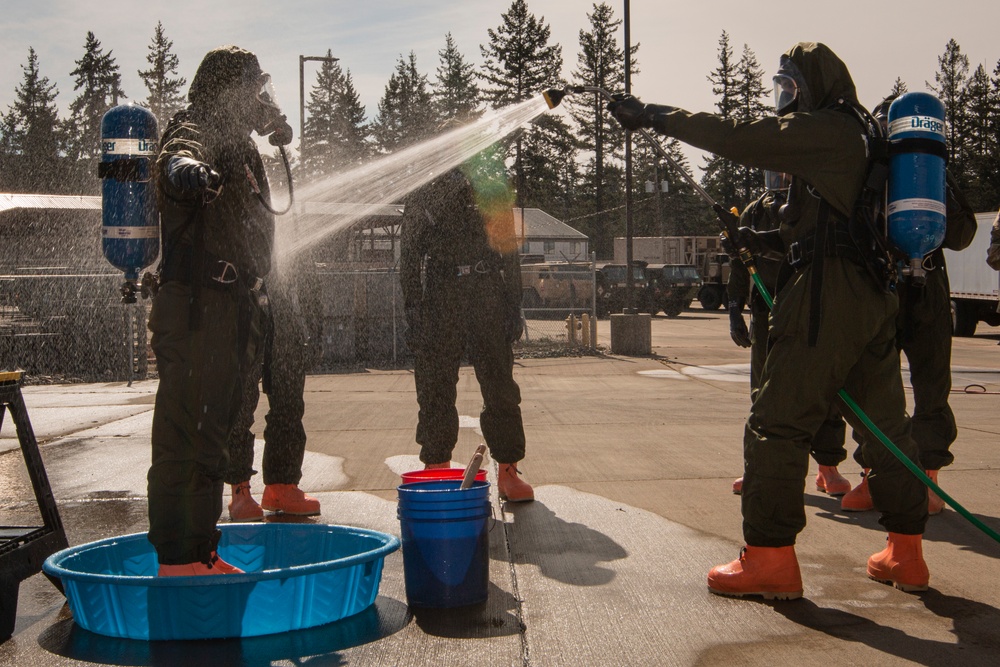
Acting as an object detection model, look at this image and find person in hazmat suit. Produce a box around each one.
[225,257,321,521]
[727,172,851,498]
[400,142,533,503]
[608,42,929,598]
[838,96,977,514]
[148,45,291,575]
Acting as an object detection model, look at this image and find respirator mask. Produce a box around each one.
[255,73,293,146]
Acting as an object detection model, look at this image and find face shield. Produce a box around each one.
[773,57,809,116]
[764,170,791,192]
[773,75,799,115]
[254,73,293,145]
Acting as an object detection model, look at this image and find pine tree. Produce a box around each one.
[927,39,969,177]
[433,33,480,123]
[138,21,186,129]
[371,52,435,153]
[888,77,908,98]
[480,0,566,213]
[301,54,370,180]
[731,43,769,204]
[701,31,742,210]
[64,31,126,191]
[0,47,63,192]
[963,64,998,210]
[566,2,633,258]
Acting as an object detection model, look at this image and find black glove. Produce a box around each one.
[728,299,751,348]
[404,304,423,353]
[505,305,524,344]
[166,156,220,192]
[735,227,785,261]
[606,94,651,131]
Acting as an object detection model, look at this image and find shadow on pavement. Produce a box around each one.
[772,589,1000,666]
[500,500,627,586]
[36,595,408,667]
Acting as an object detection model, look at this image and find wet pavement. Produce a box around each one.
[2,311,999,666]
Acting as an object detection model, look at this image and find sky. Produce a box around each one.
[1,0,996,173]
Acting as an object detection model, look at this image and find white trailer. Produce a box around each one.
[943,212,1000,336]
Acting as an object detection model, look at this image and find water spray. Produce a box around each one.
[543,85,1000,544]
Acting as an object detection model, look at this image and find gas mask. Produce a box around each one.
[255,73,293,146]
[773,56,810,116]
[764,170,791,192]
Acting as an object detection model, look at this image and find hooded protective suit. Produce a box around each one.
[400,165,526,466]
[147,45,276,565]
[613,42,927,546]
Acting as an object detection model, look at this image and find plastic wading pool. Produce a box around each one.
[43,523,400,641]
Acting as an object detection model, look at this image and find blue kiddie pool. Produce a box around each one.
[43,523,400,641]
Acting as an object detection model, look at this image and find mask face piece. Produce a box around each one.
[773,56,810,116]
[252,73,292,144]
[764,170,791,192]
[773,74,799,115]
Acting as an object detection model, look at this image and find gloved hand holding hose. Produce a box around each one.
[166,156,221,192]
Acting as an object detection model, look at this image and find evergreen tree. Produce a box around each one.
[566,2,634,258]
[888,77,908,98]
[700,31,743,210]
[480,0,565,211]
[927,38,969,176]
[963,64,998,210]
[138,21,186,129]
[433,33,480,122]
[301,53,370,181]
[731,43,769,203]
[64,31,126,191]
[371,52,435,153]
[0,47,63,192]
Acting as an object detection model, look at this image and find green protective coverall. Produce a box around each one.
[729,193,847,467]
[148,46,274,565]
[225,263,312,487]
[851,175,976,472]
[400,166,526,466]
[642,42,927,546]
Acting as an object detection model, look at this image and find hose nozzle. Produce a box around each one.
[542,88,567,109]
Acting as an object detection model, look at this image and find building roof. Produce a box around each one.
[0,193,101,212]
[513,207,587,241]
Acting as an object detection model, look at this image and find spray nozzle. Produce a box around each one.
[541,85,596,109]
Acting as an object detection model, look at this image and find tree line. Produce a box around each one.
[2,3,998,260]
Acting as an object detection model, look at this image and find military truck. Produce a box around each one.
[645,263,703,317]
[613,235,730,310]
[595,262,649,317]
[520,261,595,312]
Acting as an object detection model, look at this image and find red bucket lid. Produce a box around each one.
[400,468,488,484]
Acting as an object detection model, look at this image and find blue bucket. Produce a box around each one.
[397,480,491,608]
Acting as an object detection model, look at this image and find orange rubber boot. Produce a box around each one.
[815,465,852,496]
[261,484,321,516]
[158,552,244,576]
[498,463,534,502]
[228,481,264,521]
[732,477,743,495]
[926,470,945,515]
[707,545,803,600]
[841,469,874,512]
[867,532,929,592]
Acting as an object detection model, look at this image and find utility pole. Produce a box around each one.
[623,0,635,313]
[298,54,340,159]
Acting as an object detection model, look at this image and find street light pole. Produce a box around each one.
[623,0,635,313]
[299,54,340,158]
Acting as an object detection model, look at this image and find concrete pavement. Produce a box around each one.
[2,310,999,666]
